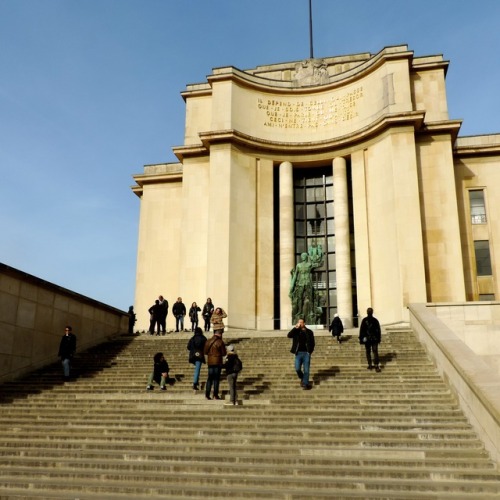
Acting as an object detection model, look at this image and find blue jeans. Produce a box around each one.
[294,351,311,386]
[193,360,202,385]
[175,315,184,331]
[205,365,222,398]
[61,358,71,378]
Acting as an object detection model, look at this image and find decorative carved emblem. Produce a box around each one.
[293,58,329,87]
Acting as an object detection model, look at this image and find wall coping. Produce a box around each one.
[0,263,126,315]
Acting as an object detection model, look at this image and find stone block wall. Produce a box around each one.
[0,263,129,384]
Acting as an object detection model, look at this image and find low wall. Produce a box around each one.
[409,303,500,464]
[426,302,500,375]
[0,263,129,384]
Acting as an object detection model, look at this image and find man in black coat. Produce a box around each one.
[287,318,315,390]
[172,297,187,332]
[359,307,381,372]
[58,325,76,380]
[158,295,169,334]
[148,300,162,335]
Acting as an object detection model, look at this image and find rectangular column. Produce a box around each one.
[279,161,294,330]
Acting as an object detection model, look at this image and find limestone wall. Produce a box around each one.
[409,303,500,464]
[0,263,128,384]
[426,302,500,374]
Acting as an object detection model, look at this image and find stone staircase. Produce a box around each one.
[0,328,499,499]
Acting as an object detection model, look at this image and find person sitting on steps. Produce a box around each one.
[146,352,170,391]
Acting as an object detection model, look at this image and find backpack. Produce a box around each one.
[233,356,243,373]
[365,319,379,342]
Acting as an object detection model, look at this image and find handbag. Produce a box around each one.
[189,351,202,364]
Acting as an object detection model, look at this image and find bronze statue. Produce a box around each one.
[289,247,323,324]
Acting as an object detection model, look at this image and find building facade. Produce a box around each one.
[132,45,500,331]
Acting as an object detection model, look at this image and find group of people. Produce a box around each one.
[58,307,382,396]
[288,307,382,391]
[146,307,243,405]
[145,296,217,335]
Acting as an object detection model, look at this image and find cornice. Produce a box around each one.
[417,120,462,142]
[181,46,415,98]
[132,170,183,197]
[454,134,500,157]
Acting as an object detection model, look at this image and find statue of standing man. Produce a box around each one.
[289,247,323,325]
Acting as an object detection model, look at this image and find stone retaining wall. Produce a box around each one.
[0,263,128,383]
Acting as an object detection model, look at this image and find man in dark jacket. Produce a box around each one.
[158,295,169,334]
[359,307,381,372]
[148,300,162,336]
[203,330,226,400]
[58,325,76,380]
[287,318,315,390]
[172,297,187,332]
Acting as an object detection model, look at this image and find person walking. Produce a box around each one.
[329,313,344,344]
[203,330,226,400]
[189,302,201,332]
[187,327,207,391]
[58,325,76,381]
[202,298,214,332]
[359,307,382,372]
[146,352,170,391]
[223,344,243,406]
[210,307,227,334]
[287,318,315,390]
[172,297,187,332]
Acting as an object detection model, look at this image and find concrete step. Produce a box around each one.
[0,329,498,498]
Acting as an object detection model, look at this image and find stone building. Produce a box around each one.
[132,44,500,331]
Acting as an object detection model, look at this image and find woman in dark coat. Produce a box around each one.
[202,298,214,332]
[189,302,202,332]
[187,327,207,391]
[329,313,344,344]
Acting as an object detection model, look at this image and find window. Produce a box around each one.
[474,240,493,276]
[469,190,487,224]
[479,294,495,301]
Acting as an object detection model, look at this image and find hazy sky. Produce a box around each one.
[1,0,499,310]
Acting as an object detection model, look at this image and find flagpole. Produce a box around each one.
[309,0,314,59]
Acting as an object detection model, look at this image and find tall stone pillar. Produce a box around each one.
[279,161,294,330]
[333,157,353,328]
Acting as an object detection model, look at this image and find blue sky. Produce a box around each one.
[1,0,499,311]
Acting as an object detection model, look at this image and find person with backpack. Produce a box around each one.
[329,313,344,344]
[223,344,242,406]
[187,327,207,391]
[359,307,382,372]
